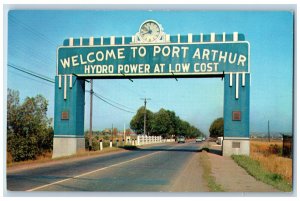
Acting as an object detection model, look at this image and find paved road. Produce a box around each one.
[7,142,204,192]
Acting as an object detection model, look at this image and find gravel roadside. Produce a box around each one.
[169,151,209,192]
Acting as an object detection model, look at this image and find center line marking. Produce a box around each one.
[26,151,161,192]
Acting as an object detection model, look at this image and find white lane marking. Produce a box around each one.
[27,151,160,192]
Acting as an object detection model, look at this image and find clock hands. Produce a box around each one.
[141,23,155,35]
[139,20,161,42]
[141,29,152,35]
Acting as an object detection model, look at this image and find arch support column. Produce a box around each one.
[223,73,250,156]
[52,75,85,158]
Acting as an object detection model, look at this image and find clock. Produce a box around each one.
[139,20,162,43]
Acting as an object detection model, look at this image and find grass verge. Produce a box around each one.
[231,155,292,192]
[7,146,123,169]
[250,140,292,183]
[199,151,224,192]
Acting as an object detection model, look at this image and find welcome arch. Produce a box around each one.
[53,20,250,158]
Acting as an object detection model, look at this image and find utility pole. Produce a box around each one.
[141,98,151,136]
[89,79,93,151]
[124,123,126,141]
[111,123,114,142]
[268,120,270,142]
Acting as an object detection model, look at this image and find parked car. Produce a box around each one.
[195,137,203,142]
[177,136,185,143]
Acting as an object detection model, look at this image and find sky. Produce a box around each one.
[6,10,294,135]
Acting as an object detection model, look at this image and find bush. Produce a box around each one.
[8,135,39,161]
[268,173,283,182]
[261,144,282,156]
[85,134,101,150]
[7,89,53,162]
[268,144,282,155]
[101,141,109,148]
[91,138,100,151]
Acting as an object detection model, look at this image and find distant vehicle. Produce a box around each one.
[195,137,203,142]
[177,136,185,143]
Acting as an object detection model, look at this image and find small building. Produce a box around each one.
[282,134,292,158]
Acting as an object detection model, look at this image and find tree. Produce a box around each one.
[7,89,53,162]
[130,107,205,139]
[151,109,180,138]
[209,117,224,138]
[7,89,20,138]
[176,120,204,138]
[130,106,153,134]
[177,120,190,137]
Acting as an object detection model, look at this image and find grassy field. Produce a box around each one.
[231,139,293,192]
[232,154,292,192]
[250,139,292,184]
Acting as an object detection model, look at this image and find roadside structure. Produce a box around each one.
[53,20,250,158]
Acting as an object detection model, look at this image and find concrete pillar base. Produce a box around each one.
[52,137,85,158]
[222,138,250,157]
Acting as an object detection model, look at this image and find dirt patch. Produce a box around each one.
[199,151,224,192]
[169,152,209,192]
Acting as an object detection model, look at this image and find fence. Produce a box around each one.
[127,135,177,145]
[136,135,163,145]
[98,135,175,150]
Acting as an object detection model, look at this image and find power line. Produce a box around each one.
[8,68,54,87]
[8,63,136,114]
[9,50,53,70]
[9,16,162,112]
[85,90,135,113]
[94,92,134,114]
[93,91,134,111]
[8,16,58,76]
[8,63,55,83]
[9,15,57,47]
[8,15,164,111]
[8,15,145,116]
[110,81,145,98]
[9,41,56,64]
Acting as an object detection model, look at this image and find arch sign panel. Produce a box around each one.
[57,42,249,77]
[53,20,250,158]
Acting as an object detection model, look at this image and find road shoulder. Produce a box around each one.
[208,152,279,192]
[169,152,209,192]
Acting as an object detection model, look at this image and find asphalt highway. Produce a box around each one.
[7,142,204,192]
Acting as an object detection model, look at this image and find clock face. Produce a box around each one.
[139,20,161,42]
